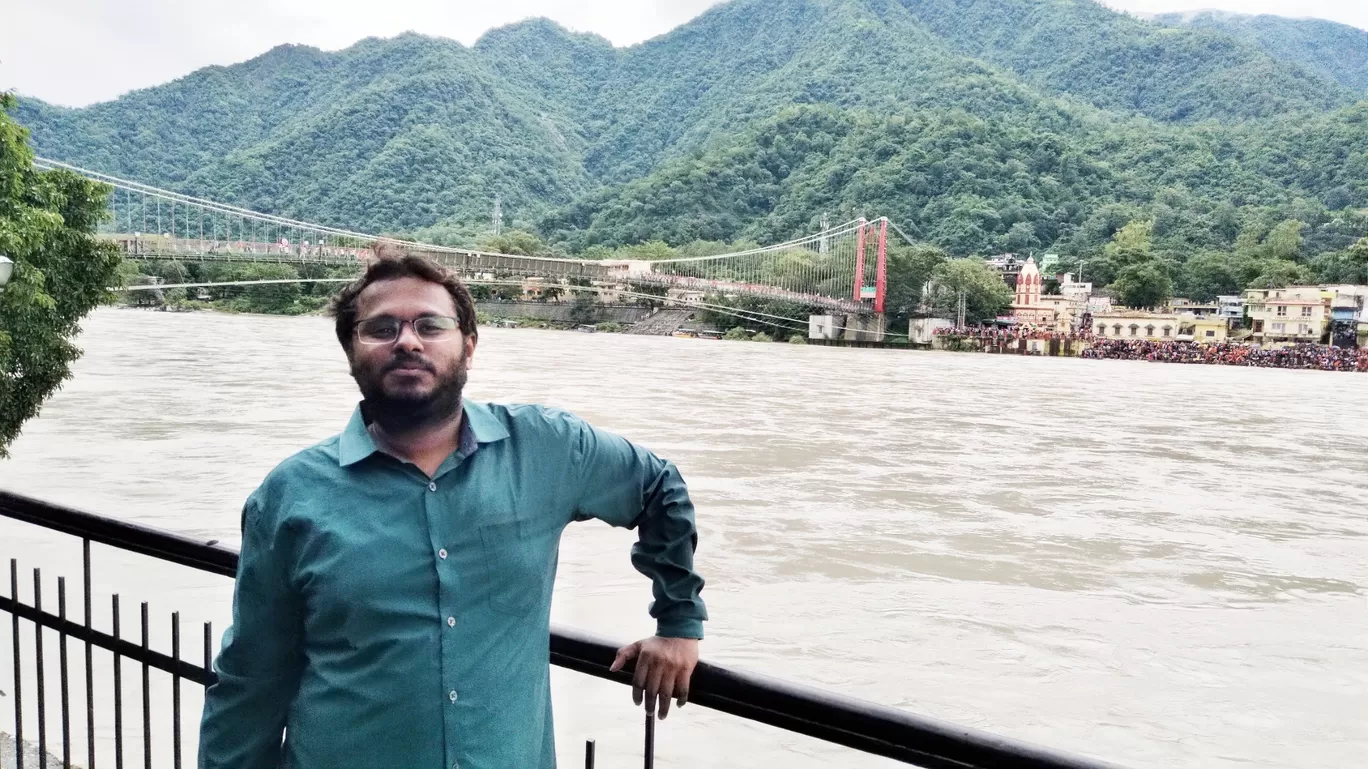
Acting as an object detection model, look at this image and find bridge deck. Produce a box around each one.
[116,237,868,314]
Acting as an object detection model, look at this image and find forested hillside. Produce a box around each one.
[894,0,1355,121]
[13,0,1368,298]
[1151,11,1368,93]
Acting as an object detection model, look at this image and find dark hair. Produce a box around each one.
[328,242,479,355]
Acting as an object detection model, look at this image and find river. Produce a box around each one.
[2,308,1365,769]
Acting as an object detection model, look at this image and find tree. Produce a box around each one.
[929,258,1013,323]
[1261,220,1305,262]
[478,229,549,256]
[232,263,304,314]
[1178,251,1246,301]
[0,94,123,456]
[1111,261,1173,309]
[1247,259,1312,289]
[883,243,947,321]
[1101,219,1155,270]
[567,292,598,324]
[621,241,676,260]
[1000,221,1039,253]
[1334,236,1368,284]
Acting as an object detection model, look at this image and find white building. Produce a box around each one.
[1216,295,1244,323]
[1058,273,1093,302]
[1245,286,1326,345]
[1091,311,1180,341]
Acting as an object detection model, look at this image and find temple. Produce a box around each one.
[1009,257,1055,325]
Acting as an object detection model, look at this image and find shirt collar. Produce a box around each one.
[337,400,509,468]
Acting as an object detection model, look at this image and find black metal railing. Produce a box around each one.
[1,490,1126,769]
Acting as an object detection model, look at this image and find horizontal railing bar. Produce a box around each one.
[0,596,213,686]
[551,628,1122,769]
[2,490,1126,769]
[0,491,237,577]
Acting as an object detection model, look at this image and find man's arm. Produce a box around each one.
[567,416,707,718]
[199,496,304,769]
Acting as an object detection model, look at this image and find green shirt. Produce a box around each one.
[199,401,707,769]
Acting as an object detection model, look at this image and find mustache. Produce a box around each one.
[383,354,437,374]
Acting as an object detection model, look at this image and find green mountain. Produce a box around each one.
[894,0,1355,122]
[12,0,1368,278]
[18,33,602,232]
[1151,11,1368,93]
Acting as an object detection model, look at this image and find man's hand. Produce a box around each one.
[609,636,699,719]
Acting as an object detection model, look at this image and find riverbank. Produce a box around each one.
[931,331,1368,373]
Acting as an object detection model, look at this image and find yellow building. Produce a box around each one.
[1177,313,1229,344]
[1091,311,1180,341]
[1245,286,1326,345]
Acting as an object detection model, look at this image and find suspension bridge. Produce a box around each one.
[35,157,896,337]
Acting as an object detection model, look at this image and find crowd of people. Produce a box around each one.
[1080,340,1368,372]
[934,324,1368,372]
[933,325,1087,343]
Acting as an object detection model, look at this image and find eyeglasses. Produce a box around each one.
[354,315,461,346]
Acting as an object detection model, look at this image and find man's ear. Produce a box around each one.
[463,336,478,369]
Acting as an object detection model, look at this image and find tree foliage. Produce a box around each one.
[0,94,123,456]
[1154,11,1368,93]
[928,258,1014,322]
[1111,262,1174,310]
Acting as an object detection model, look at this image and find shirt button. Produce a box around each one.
[438,548,448,560]
[449,690,458,703]
[428,482,437,492]
[447,616,456,627]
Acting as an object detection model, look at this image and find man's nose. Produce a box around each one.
[394,323,424,351]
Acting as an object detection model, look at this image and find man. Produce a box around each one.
[200,247,707,769]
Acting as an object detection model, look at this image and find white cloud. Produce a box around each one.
[2,0,725,107]
[3,0,1364,108]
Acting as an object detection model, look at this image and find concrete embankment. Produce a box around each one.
[475,301,652,325]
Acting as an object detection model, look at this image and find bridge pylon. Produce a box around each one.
[852,218,889,314]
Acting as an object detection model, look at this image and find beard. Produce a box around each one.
[351,348,468,434]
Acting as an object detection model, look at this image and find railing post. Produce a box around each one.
[58,577,71,769]
[172,612,182,769]
[141,603,151,769]
[643,711,655,769]
[33,569,47,769]
[113,595,124,769]
[10,560,23,769]
[84,539,96,769]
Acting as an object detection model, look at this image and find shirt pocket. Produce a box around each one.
[479,520,540,617]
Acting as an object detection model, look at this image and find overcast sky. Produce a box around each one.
[5,0,1366,108]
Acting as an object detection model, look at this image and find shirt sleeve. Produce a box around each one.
[199,495,305,769]
[569,417,708,639]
